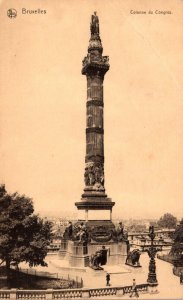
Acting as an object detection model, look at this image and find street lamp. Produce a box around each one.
[145,226,161,294]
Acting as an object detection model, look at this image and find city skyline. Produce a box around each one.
[0,0,183,219]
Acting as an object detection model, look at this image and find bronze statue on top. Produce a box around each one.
[90,12,99,35]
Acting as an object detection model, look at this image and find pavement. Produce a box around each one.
[19,252,183,299]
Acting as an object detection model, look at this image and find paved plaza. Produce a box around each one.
[20,252,183,299]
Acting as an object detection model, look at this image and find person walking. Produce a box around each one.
[106,273,110,286]
[129,279,139,298]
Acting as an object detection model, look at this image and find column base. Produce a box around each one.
[148,283,159,294]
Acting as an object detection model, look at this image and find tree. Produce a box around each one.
[0,184,53,273]
[170,219,183,256]
[157,213,177,229]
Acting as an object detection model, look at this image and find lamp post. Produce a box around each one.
[145,226,161,293]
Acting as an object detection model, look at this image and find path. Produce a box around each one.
[19,253,183,299]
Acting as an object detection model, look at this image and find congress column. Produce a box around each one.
[75,12,115,229]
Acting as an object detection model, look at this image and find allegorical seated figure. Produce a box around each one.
[63,221,89,245]
[116,222,124,241]
[75,222,89,244]
[125,249,141,267]
[63,221,73,240]
[90,246,108,270]
[115,222,129,243]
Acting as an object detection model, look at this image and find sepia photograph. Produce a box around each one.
[0,0,183,299]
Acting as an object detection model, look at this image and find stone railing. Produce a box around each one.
[0,291,10,299]
[17,290,47,299]
[0,284,149,299]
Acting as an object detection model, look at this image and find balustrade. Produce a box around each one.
[0,291,10,299]
[53,290,82,299]
[89,287,117,297]
[17,290,46,299]
[0,284,149,299]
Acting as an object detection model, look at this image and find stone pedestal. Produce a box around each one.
[59,240,90,268]
[58,238,127,268]
[88,241,127,266]
[58,239,68,259]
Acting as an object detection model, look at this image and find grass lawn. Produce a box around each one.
[0,267,77,290]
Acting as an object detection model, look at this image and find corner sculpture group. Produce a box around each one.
[63,221,141,270]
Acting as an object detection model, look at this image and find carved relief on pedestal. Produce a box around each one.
[84,161,105,190]
[90,226,112,243]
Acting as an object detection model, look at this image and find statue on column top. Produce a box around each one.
[90,12,99,35]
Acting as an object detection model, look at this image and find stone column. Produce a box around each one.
[81,15,109,197]
[75,12,115,223]
[85,76,105,193]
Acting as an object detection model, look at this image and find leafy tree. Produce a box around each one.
[0,184,53,273]
[170,219,183,256]
[157,213,177,229]
[173,219,183,242]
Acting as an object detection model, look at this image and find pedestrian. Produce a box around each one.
[106,273,110,286]
[129,279,139,298]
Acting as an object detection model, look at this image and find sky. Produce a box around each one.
[0,0,183,219]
